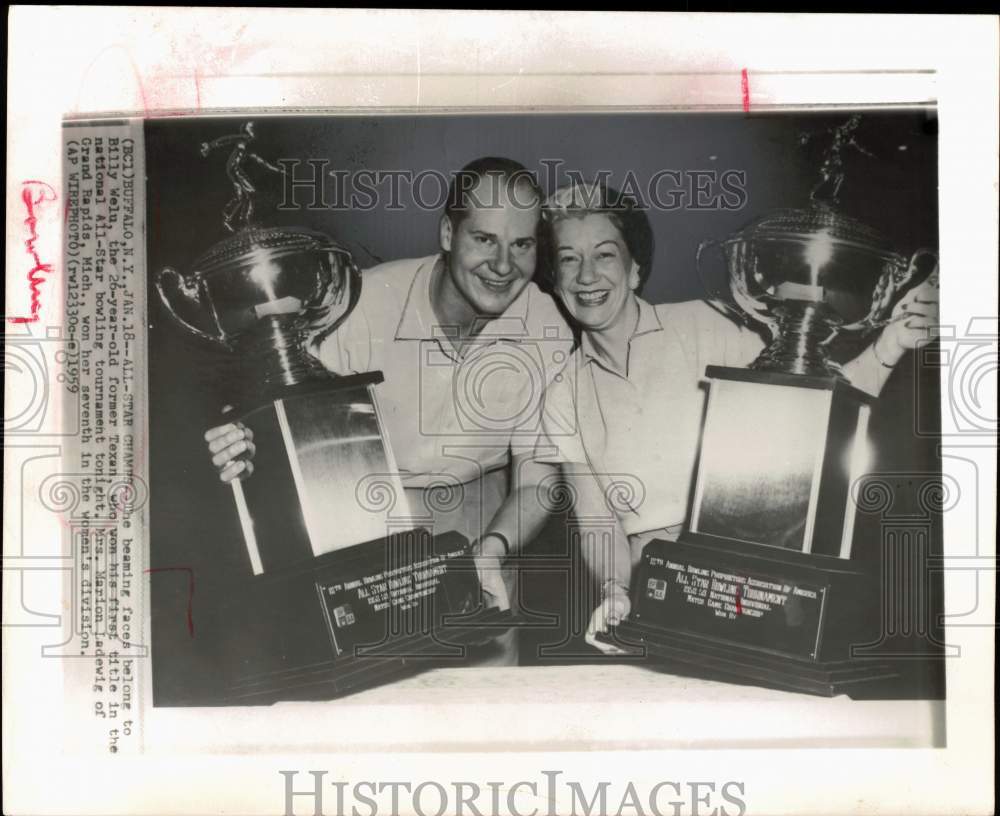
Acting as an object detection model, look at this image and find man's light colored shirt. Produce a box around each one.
[310,255,574,494]
[536,296,764,537]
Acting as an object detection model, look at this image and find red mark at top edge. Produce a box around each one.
[741,69,751,113]
[9,181,58,325]
[193,66,202,111]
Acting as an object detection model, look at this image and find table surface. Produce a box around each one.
[149,663,946,753]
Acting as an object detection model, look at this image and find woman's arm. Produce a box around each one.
[842,274,940,396]
[562,464,634,655]
[719,275,940,397]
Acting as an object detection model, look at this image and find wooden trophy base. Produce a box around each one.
[187,372,513,704]
[603,364,903,698]
[211,529,514,704]
[612,536,898,699]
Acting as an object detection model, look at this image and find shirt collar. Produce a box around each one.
[580,296,663,376]
[394,254,533,345]
[394,255,441,341]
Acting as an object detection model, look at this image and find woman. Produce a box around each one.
[533,181,940,653]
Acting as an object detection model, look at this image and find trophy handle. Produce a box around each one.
[696,238,744,323]
[845,247,939,332]
[696,237,779,338]
[303,255,364,350]
[155,266,223,344]
[901,248,939,289]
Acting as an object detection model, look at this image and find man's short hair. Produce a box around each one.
[542,180,655,294]
[445,157,543,225]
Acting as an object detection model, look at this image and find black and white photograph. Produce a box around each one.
[3,9,996,816]
[145,110,946,709]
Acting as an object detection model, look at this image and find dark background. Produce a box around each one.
[146,110,940,303]
[146,111,944,703]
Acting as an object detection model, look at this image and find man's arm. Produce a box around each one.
[204,301,369,482]
[473,454,555,611]
[478,456,633,651]
[480,454,632,595]
[205,421,256,482]
[477,355,582,558]
[478,454,557,556]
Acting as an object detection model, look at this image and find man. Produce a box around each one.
[204,157,574,665]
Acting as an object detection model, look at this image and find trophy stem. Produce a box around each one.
[750,303,844,378]
[233,314,326,391]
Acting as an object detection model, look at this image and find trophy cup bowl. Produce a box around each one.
[698,207,937,377]
[156,225,362,391]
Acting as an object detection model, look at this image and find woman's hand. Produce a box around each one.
[204,422,256,483]
[473,534,510,612]
[585,583,631,655]
[875,271,941,366]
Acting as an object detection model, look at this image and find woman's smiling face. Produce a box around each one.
[553,213,640,332]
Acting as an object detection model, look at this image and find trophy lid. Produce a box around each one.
[728,206,898,261]
[192,225,353,276]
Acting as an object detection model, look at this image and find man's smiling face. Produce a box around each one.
[440,175,540,317]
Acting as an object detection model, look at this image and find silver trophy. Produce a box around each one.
[156,121,361,392]
[155,122,406,574]
[698,205,937,377]
[599,116,941,698]
[699,115,938,378]
[157,223,361,391]
[686,115,940,558]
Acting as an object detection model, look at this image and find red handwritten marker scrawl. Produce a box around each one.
[741,69,751,113]
[735,583,743,615]
[145,567,196,637]
[9,181,57,324]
